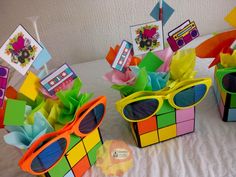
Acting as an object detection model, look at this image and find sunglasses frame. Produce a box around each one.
[216,65,236,94]
[19,96,106,175]
[116,78,212,122]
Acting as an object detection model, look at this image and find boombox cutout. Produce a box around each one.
[0,65,9,107]
[40,63,77,96]
[111,40,133,73]
[167,20,199,52]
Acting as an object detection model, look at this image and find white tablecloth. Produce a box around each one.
[1,34,236,177]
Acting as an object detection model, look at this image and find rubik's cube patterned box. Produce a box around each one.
[41,129,103,177]
[213,64,236,122]
[130,100,195,148]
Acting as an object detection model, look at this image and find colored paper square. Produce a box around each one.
[156,100,175,115]
[68,134,81,151]
[130,123,139,146]
[0,99,3,109]
[214,74,226,104]
[19,71,40,101]
[5,86,17,99]
[225,7,236,28]
[213,79,221,105]
[230,94,236,108]
[228,109,236,121]
[218,96,225,118]
[130,21,164,56]
[177,119,194,136]
[157,111,175,128]
[0,78,7,89]
[138,52,163,72]
[64,170,75,177]
[140,130,159,147]
[0,103,6,128]
[72,155,90,177]
[215,88,221,105]
[83,129,101,152]
[150,1,175,25]
[33,43,52,70]
[49,157,71,177]
[88,141,102,166]
[0,65,9,80]
[4,99,26,126]
[158,124,176,142]
[66,141,86,167]
[0,65,9,108]
[176,107,195,123]
[0,65,10,79]
[0,25,43,75]
[137,116,157,135]
[218,85,226,105]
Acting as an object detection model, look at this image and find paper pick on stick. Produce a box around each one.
[225,7,236,28]
[0,25,43,75]
[150,0,174,25]
[27,16,49,74]
[33,43,52,70]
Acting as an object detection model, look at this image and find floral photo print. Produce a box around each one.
[130,21,164,56]
[0,25,42,75]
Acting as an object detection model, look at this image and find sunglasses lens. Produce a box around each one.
[31,138,67,173]
[174,84,207,107]
[222,73,236,93]
[79,103,105,134]
[123,99,159,121]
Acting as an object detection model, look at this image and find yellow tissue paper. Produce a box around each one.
[220,50,236,68]
[27,99,60,129]
[225,7,236,28]
[170,48,196,81]
[19,71,40,101]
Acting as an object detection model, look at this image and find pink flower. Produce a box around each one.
[143,28,157,39]
[12,35,25,53]
[103,69,136,85]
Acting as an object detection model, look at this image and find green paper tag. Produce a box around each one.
[4,99,26,126]
[138,52,163,72]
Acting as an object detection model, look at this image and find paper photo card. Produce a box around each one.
[130,21,164,56]
[0,25,43,75]
[167,20,199,52]
[40,63,77,96]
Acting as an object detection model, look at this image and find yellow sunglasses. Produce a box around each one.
[116,78,212,122]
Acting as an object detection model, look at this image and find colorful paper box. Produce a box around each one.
[39,128,103,177]
[213,64,236,122]
[129,100,195,148]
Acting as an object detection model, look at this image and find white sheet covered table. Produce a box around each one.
[1,35,236,177]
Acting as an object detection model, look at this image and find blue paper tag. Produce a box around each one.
[33,43,52,70]
[150,1,174,25]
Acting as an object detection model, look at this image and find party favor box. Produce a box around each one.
[213,64,236,122]
[40,128,103,177]
[130,100,195,148]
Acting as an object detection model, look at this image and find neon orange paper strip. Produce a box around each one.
[196,30,236,58]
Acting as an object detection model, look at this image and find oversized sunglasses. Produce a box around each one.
[216,66,236,94]
[116,78,212,122]
[19,96,106,175]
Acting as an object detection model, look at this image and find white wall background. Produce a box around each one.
[0,0,235,69]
